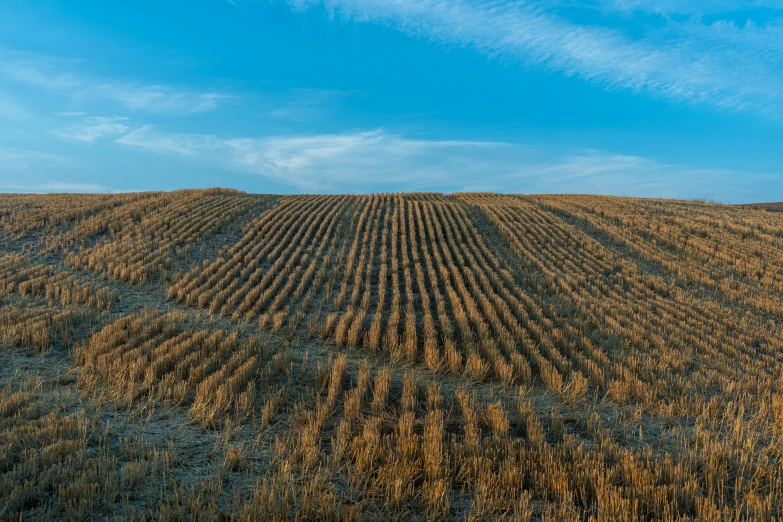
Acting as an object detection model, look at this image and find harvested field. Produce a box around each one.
[744,202,783,213]
[2,190,783,520]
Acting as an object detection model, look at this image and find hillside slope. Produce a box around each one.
[2,190,783,521]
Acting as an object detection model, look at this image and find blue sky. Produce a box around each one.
[1,0,782,201]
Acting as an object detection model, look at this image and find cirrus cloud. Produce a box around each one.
[0,48,231,116]
[112,125,772,201]
[287,0,783,118]
[53,116,130,143]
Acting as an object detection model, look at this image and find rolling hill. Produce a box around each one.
[2,190,782,521]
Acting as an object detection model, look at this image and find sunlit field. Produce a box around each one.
[3,190,783,521]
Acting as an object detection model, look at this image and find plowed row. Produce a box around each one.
[2,190,783,520]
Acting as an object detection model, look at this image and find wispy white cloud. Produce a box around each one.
[598,0,781,15]
[92,85,230,115]
[0,181,110,193]
[112,126,771,201]
[499,151,770,202]
[288,0,783,117]
[116,126,503,190]
[0,145,72,171]
[0,48,230,115]
[117,125,224,156]
[225,131,503,190]
[0,92,28,121]
[270,88,348,119]
[54,116,129,143]
[0,144,129,192]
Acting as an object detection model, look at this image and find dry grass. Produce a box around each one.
[66,190,272,284]
[2,190,783,519]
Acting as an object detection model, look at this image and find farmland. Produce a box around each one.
[3,189,783,520]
